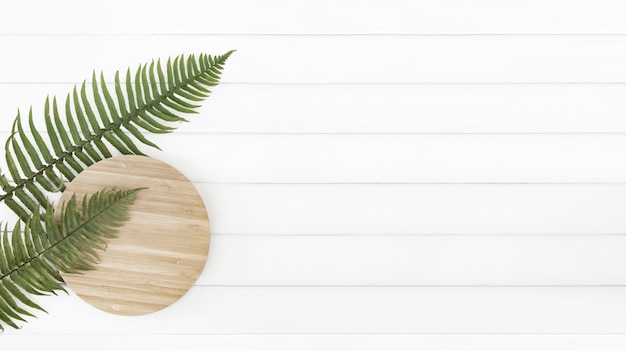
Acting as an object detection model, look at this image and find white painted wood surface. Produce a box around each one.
[2,1,626,350]
[5,36,626,83]
[6,286,626,334]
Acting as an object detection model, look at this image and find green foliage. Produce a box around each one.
[0,51,233,331]
[2,52,233,221]
[0,188,143,331]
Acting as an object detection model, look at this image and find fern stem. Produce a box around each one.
[0,54,224,206]
[0,189,139,282]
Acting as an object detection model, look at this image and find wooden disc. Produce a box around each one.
[55,155,210,316]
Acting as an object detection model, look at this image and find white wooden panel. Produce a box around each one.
[4,335,626,351]
[5,83,626,134]
[7,286,626,334]
[4,183,626,235]
[147,134,626,183]
[199,184,626,235]
[4,0,626,35]
[4,35,626,83]
[2,183,624,236]
[199,234,626,286]
[3,133,626,183]
[3,184,625,235]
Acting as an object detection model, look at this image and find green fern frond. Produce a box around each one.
[1,52,233,221]
[0,188,143,331]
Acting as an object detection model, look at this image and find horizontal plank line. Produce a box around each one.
[7,129,626,136]
[12,131,626,136]
[30,336,626,338]
[208,233,626,237]
[25,334,626,340]
[76,280,626,289]
[8,232,611,238]
[9,81,626,85]
[196,285,626,288]
[6,33,626,37]
[193,181,626,185]
[211,233,626,236]
[103,132,626,136]
[8,81,626,86]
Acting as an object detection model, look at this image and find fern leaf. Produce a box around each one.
[0,188,143,331]
[0,51,233,220]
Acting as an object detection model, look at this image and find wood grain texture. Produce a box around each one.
[55,155,211,316]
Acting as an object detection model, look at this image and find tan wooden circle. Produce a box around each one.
[55,155,210,316]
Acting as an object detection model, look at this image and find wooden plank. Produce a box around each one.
[3,0,626,35]
[199,184,626,235]
[5,83,626,134]
[3,35,626,83]
[146,133,626,183]
[3,133,626,184]
[2,184,624,235]
[4,334,626,351]
[2,184,625,235]
[199,234,626,286]
[6,286,626,334]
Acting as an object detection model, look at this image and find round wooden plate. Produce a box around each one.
[54,155,211,316]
